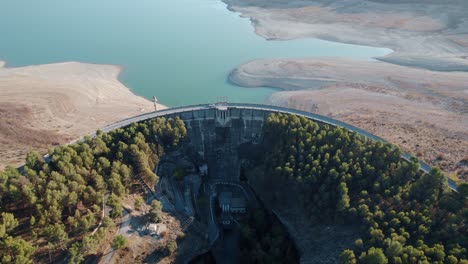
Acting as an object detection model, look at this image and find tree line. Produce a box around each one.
[0,116,187,263]
[261,113,467,264]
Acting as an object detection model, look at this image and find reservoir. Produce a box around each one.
[0,0,390,106]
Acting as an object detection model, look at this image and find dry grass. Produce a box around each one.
[0,61,165,170]
[0,103,70,168]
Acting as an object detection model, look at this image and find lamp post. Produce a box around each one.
[152,96,158,111]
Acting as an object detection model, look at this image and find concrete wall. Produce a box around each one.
[163,106,267,183]
[62,102,454,190]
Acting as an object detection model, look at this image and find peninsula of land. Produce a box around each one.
[0,61,165,169]
[224,0,468,71]
[226,0,468,181]
[230,58,468,180]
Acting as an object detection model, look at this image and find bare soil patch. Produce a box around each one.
[224,0,468,71]
[0,103,70,168]
[0,61,165,169]
[231,58,468,181]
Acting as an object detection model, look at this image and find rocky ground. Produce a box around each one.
[104,194,182,264]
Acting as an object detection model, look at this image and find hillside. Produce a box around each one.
[245,113,467,263]
[1,111,466,263]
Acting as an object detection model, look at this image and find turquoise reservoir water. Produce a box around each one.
[0,0,390,106]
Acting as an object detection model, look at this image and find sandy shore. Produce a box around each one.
[223,0,468,181]
[0,61,165,169]
[230,58,468,180]
[224,0,468,71]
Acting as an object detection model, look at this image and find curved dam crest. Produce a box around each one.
[94,103,457,190]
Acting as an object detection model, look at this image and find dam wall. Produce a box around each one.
[161,105,267,182]
[39,102,455,190]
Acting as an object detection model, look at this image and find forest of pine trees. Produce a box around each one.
[262,113,467,264]
[1,111,466,263]
[0,116,186,263]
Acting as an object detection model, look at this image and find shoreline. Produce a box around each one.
[229,57,468,181]
[222,0,468,181]
[223,0,468,72]
[227,1,395,58]
[0,60,166,169]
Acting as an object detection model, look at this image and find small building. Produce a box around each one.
[218,192,246,214]
[215,103,231,127]
[146,223,167,236]
[231,197,246,214]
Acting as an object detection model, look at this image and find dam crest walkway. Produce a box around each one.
[91,103,457,190]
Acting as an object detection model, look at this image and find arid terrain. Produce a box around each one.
[225,0,468,181]
[0,61,165,169]
[230,58,468,180]
[224,0,468,71]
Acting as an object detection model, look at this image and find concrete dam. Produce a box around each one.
[99,102,456,190]
[44,102,456,263]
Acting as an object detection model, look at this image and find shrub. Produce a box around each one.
[111,235,127,250]
[164,240,177,255]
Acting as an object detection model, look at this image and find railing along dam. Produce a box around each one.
[80,103,455,190]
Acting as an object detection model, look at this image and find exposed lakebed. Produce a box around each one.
[0,0,390,106]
